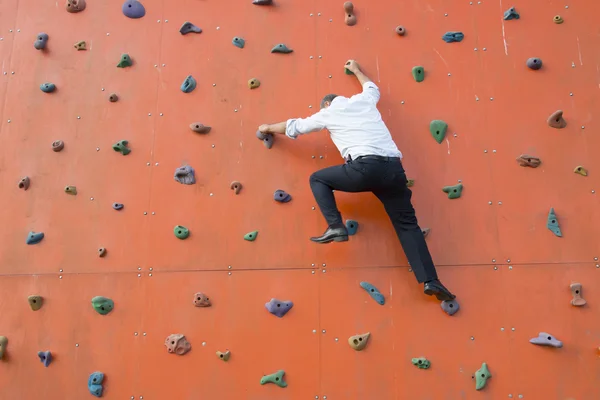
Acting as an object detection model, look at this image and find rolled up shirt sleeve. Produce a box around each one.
[285,110,327,139]
[361,81,381,104]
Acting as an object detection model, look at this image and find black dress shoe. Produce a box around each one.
[424,279,456,301]
[310,225,349,244]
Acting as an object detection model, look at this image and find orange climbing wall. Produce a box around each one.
[0,0,599,398]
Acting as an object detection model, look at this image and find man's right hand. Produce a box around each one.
[344,60,361,74]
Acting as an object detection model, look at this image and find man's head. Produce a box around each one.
[320,94,338,109]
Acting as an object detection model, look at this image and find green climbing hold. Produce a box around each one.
[112,140,131,155]
[474,362,491,390]
[174,225,190,239]
[117,54,133,68]
[412,66,424,82]
[429,120,448,143]
[411,357,431,369]
[260,370,287,388]
[91,296,114,315]
[547,208,562,237]
[345,68,354,75]
[442,183,463,199]
[271,44,293,54]
[244,230,258,241]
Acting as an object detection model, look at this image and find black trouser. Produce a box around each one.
[309,156,438,283]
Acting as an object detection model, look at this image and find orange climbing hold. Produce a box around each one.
[344,2,357,26]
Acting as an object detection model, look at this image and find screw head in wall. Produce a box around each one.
[470,336,475,340]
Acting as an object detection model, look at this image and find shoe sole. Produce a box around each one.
[424,288,455,302]
[311,235,349,244]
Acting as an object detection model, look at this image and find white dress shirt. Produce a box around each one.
[285,81,402,160]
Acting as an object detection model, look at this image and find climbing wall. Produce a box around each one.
[0,0,599,398]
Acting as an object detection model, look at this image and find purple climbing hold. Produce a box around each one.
[529,332,563,348]
[274,190,292,203]
[441,299,460,316]
[263,135,274,149]
[122,0,146,19]
[34,33,49,50]
[256,129,268,140]
[265,298,293,318]
[38,350,52,367]
[526,57,543,70]
[174,165,196,185]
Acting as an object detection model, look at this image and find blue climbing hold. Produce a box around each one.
[345,220,359,235]
[271,44,293,54]
[38,351,52,367]
[40,83,56,93]
[112,203,124,210]
[180,75,196,93]
[503,7,520,20]
[232,37,245,49]
[88,371,104,397]
[360,282,385,305]
[122,0,145,19]
[26,232,44,245]
[442,31,464,43]
[273,190,292,203]
[34,33,49,50]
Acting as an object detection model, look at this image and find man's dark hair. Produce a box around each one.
[320,94,338,109]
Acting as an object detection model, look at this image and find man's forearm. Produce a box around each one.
[354,70,372,86]
[265,121,287,134]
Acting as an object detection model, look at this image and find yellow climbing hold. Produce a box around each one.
[574,166,587,176]
[553,15,563,24]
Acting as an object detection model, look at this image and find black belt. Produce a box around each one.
[347,155,400,162]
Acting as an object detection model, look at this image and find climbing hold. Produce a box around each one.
[516,154,541,168]
[18,177,31,190]
[91,296,114,315]
[112,203,124,210]
[553,15,563,24]
[411,357,431,369]
[174,225,190,240]
[65,0,86,13]
[122,0,145,18]
[429,120,448,143]
[271,44,293,54]
[64,186,77,195]
[253,0,273,4]
[530,332,563,348]
[108,93,118,102]
[503,7,519,20]
[547,208,562,237]
[40,83,56,93]
[217,350,231,361]
[274,190,292,203]
[189,123,211,134]
[412,66,424,82]
[34,33,49,50]
[474,363,491,390]
[348,332,370,351]
[422,228,430,238]
[547,110,566,129]
[345,220,359,235]
[28,295,43,311]
[395,25,406,36]
[441,299,460,316]
[442,31,464,43]
[193,292,211,307]
[260,370,287,388]
[526,57,543,70]
[230,181,243,195]
[38,351,52,367]
[360,282,385,305]
[442,183,463,199]
[0,337,7,360]
[98,248,107,258]
[406,179,415,187]
[244,230,258,241]
[248,78,261,89]
[180,75,197,93]
[179,22,202,35]
[88,371,104,397]
[52,140,64,152]
[570,283,586,306]
[74,40,86,50]
[343,2,357,26]
[165,334,191,355]
[263,135,274,149]
[117,54,133,68]
[574,166,588,176]
[232,37,245,49]
[26,232,45,245]
[256,129,268,140]
[112,140,131,155]
[265,298,293,318]
[174,165,196,185]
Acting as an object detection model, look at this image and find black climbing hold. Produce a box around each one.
[345,219,359,235]
[503,7,519,20]
[112,203,124,210]
[174,165,196,185]
[412,66,424,82]
[360,282,385,305]
[253,0,273,4]
[271,44,293,54]
[18,176,31,190]
[180,22,202,35]
[232,37,245,49]
[442,183,463,199]
[429,120,448,143]
[88,371,105,397]
[40,83,56,93]
[112,140,131,155]
[122,0,145,19]
[26,232,45,245]
[265,298,293,317]
[181,75,197,93]
[117,54,133,68]
[526,57,542,70]
[442,31,464,43]
[34,33,49,50]
[441,299,460,315]
[52,140,64,152]
[547,208,561,237]
[38,351,52,367]
[108,93,119,102]
[274,189,292,203]
[263,135,274,149]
